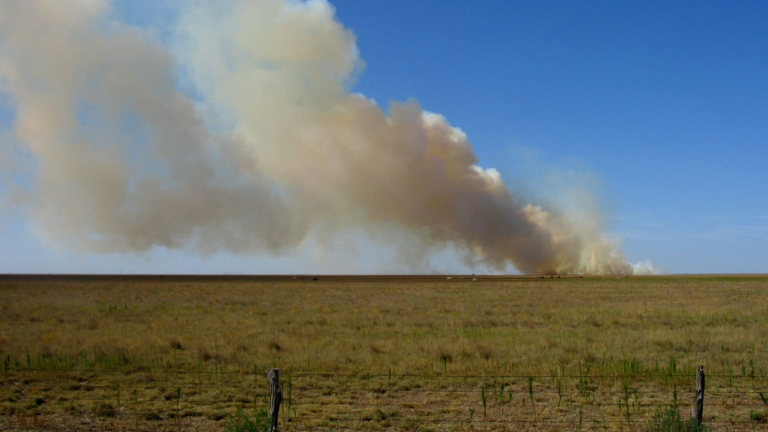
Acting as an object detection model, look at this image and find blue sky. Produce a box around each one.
[333,0,768,273]
[1,0,766,274]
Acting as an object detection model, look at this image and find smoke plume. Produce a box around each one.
[0,0,646,275]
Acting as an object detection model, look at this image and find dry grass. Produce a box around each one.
[1,274,767,430]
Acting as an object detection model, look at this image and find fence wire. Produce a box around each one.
[2,368,768,431]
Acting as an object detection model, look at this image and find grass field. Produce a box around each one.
[1,274,767,431]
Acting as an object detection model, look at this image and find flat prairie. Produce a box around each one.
[1,274,767,431]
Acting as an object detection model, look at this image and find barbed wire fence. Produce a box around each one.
[2,364,768,431]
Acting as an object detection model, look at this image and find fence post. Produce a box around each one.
[692,365,705,425]
[268,368,282,432]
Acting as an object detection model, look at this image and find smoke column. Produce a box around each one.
[0,0,649,275]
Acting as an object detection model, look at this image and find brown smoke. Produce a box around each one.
[0,0,647,275]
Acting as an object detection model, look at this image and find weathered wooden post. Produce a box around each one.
[692,365,705,425]
[268,368,282,432]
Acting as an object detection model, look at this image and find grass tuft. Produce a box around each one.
[268,340,282,352]
[225,408,270,432]
[647,406,705,432]
[94,403,115,418]
[140,410,162,421]
[170,340,184,350]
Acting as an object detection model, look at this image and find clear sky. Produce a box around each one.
[0,0,766,274]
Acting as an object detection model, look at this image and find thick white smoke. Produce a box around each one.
[0,0,648,275]
[0,0,307,254]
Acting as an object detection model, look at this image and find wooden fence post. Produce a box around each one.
[692,365,705,425]
[268,368,282,432]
